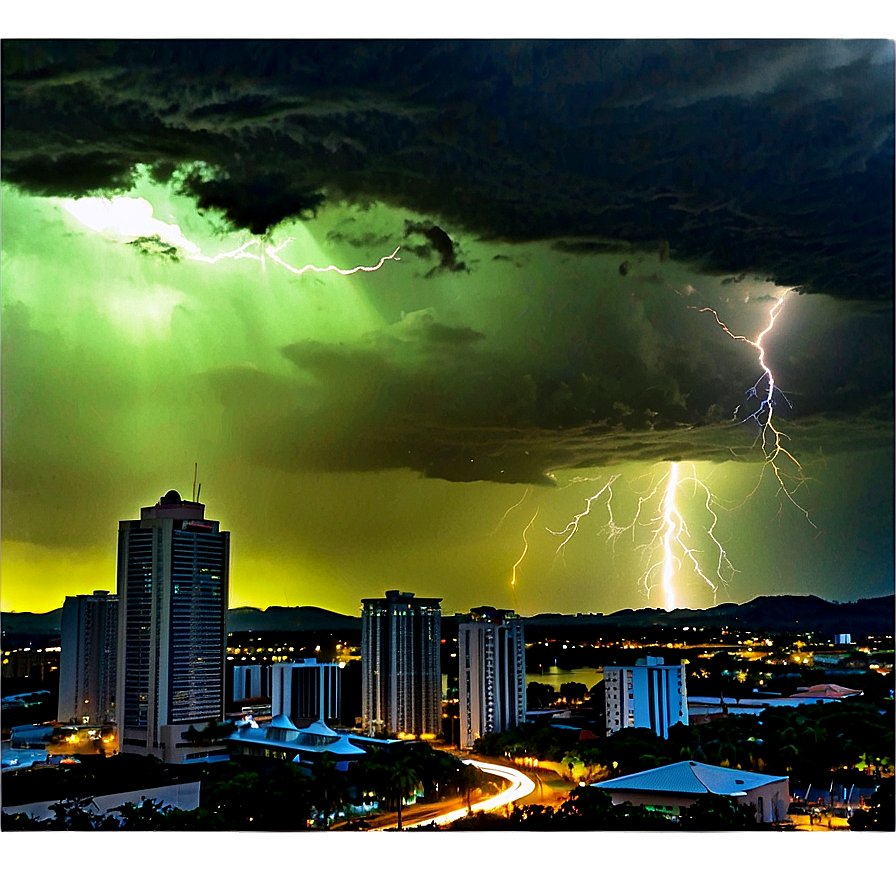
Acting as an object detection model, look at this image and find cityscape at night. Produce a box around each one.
[1,24,894,884]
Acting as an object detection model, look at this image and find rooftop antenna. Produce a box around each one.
[192,463,198,502]
[197,482,202,503]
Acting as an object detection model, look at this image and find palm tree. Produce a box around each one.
[309,753,348,829]
[374,750,421,830]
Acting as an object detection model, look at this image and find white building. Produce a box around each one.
[271,659,341,724]
[232,664,272,703]
[603,655,687,738]
[116,489,230,763]
[361,590,442,737]
[58,590,118,725]
[457,607,526,750]
[591,760,790,824]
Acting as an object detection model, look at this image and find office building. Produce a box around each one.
[271,658,341,724]
[57,590,119,725]
[603,655,688,738]
[116,489,230,763]
[457,606,526,750]
[361,590,442,737]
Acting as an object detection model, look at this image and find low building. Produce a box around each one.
[228,714,371,771]
[591,760,789,824]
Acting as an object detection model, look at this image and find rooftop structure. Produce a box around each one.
[592,760,790,824]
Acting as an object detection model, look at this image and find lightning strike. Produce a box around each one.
[693,291,814,524]
[488,487,532,537]
[548,464,735,609]
[61,195,401,279]
[511,508,539,590]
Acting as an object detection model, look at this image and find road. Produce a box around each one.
[366,758,538,830]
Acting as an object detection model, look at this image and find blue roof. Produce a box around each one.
[592,761,787,797]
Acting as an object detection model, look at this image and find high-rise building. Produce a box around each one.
[361,590,442,737]
[116,489,230,762]
[457,606,526,750]
[271,658,341,724]
[58,590,119,725]
[232,664,272,703]
[603,655,688,739]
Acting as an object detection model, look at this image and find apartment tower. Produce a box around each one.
[603,655,688,738]
[457,606,526,750]
[116,489,230,762]
[361,590,442,737]
[58,590,119,725]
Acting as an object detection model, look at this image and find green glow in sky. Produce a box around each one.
[2,176,892,616]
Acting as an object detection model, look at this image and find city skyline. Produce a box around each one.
[2,39,893,620]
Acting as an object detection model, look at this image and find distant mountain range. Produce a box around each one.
[2,594,892,638]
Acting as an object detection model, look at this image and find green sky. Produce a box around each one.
[2,175,892,617]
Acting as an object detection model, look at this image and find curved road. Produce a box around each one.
[383,759,536,830]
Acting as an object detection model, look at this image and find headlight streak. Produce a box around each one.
[692,291,814,526]
[399,760,536,829]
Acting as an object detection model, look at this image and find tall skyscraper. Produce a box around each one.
[58,590,118,725]
[116,489,230,762]
[361,590,442,737]
[271,658,341,724]
[603,656,688,739]
[457,606,526,750]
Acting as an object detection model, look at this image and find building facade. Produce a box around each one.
[361,590,442,737]
[116,489,230,762]
[232,664,272,703]
[58,590,119,725]
[271,659,341,724]
[457,606,526,750]
[604,655,688,738]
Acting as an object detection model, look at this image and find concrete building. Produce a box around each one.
[591,760,790,824]
[603,655,687,738]
[271,659,341,724]
[116,489,230,763]
[457,606,526,750]
[361,590,442,737]
[58,590,118,725]
[232,664,272,703]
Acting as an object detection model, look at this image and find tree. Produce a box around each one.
[848,778,895,831]
[679,793,757,830]
[377,750,421,830]
[309,753,349,829]
[526,681,556,709]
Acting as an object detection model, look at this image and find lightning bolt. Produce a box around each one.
[547,464,735,609]
[61,195,401,279]
[693,291,814,525]
[511,508,539,590]
[194,237,402,276]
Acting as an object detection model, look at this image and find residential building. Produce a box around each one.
[603,655,687,738]
[591,760,790,824]
[116,489,230,763]
[232,664,272,703]
[457,606,526,750]
[271,658,341,724]
[361,590,442,737]
[58,590,118,725]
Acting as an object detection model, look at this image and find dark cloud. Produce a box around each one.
[181,295,894,486]
[127,235,181,261]
[402,220,468,276]
[3,39,892,302]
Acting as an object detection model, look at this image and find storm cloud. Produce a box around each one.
[3,39,893,302]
